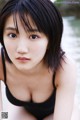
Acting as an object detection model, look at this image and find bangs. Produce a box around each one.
[13,12,40,33]
[11,0,49,35]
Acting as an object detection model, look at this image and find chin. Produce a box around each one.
[16,64,33,71]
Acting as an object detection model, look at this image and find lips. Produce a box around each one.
[16,57,30,60]
[16,57,31,63]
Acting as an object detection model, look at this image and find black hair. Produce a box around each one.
[0,0,65,71]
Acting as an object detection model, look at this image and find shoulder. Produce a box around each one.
[0,46,4,81]
[53,55,77,120]
[55,54,77,87]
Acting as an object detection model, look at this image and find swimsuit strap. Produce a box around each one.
[1,47,7,85]
[1,46,56,88]
[53,71,56,89]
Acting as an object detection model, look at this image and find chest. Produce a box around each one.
[5,63,54,103]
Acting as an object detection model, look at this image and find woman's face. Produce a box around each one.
[3,14,48,72]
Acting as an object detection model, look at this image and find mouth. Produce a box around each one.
[16,57,31,62]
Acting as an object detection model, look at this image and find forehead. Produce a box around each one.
[4,13,38,31]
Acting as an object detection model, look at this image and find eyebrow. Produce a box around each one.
[5,27,39,33]
[5,27,17,31]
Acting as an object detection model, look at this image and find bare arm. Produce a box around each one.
[0,81,3,111]
[0,47,4,111]
[53,56,77,120]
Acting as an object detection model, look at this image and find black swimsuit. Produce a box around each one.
[1,47,56,120]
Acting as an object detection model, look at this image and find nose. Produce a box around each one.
[16,39,29,54]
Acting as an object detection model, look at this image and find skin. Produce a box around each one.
[3,15,49,73]
[0,14,77,120]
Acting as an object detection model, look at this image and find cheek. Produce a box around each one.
[3,39,15,55]
[31,41,48,56]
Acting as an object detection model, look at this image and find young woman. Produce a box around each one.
[0,0,76,120]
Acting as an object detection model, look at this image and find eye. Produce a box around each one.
[29,35,39,40]
[8,33,17,38]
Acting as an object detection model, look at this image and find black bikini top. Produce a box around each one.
[1,47,56,120]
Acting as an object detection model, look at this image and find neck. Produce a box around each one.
[17,61,50,77]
